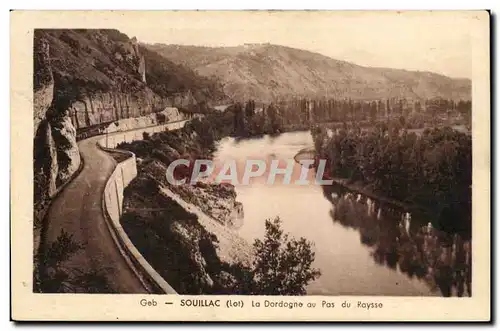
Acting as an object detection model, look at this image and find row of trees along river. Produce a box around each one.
[229,97,471,137]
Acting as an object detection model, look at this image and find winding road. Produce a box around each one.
[41,121,187,293]
[42,134,146,293]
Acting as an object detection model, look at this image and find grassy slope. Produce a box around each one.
[148,43,471,102]
[35,29,226,103]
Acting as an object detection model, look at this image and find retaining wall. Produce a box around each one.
[97,121,188,294]
[102,120,188,149]
[102,151,137,223]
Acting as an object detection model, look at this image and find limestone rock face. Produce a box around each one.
[34,29,226,131]
[50,114,81,186]
[102,107,186,133]
[230,201,244,229]
[34,111,82,200]
[68,91,195,130]
[33,37,81,202]
[170,181,244,229]
[139,56,146,83]
[33,28,225,205]
[33,38,54,136]
[33,120,59,200]
[161,107,184,122]
[69,89,168,129]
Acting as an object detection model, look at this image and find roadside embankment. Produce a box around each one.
[117,121,255,294]
[96,125,190,294]
[98,143,177,294]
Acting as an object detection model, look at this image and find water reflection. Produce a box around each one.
[324,185,472,297]
[215,131,470,296]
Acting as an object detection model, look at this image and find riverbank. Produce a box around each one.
[294,148,426,213]
[329,177,428,214]
[308,124,472,235]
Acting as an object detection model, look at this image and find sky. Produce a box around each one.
[115,11,475,79]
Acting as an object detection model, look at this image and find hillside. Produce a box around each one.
[148,43,471,103]
[34,29,226,130]
[33,29,227,244]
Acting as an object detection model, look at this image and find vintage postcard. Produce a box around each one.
[11,10,490,322]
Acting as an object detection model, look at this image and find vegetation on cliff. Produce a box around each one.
[138,45,226,102]
[33,28,228,209]
[35,29,226,102]
[117,111,243,228]
[249,217,320,295]
[34,29,228,133]
[33,29,228,291]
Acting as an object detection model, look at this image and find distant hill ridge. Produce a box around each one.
[148,43,471,103]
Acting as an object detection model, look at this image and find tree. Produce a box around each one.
[232,102,246,136]
[266,103,282,134]
[251,217,321,295]
[244,99,256,118]
[369,101,378,122]
[311,122,471,235]
[189,117,215,150]
[414,100,422,114]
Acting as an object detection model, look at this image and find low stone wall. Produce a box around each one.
[101,120,188,149]
[102,150,137,223]
[97,124,186,294]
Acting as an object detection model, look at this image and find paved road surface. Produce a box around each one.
[42,134,147,293]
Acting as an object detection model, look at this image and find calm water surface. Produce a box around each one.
[213,131,471,297]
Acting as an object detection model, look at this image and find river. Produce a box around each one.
[213,130,471,297]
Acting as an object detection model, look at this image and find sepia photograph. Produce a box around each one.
[11,10,491,321]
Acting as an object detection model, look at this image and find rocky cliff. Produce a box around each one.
[35,29,225,131]
[33,29,227,233]
[34,37,81,205]
[33,37,83,280]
